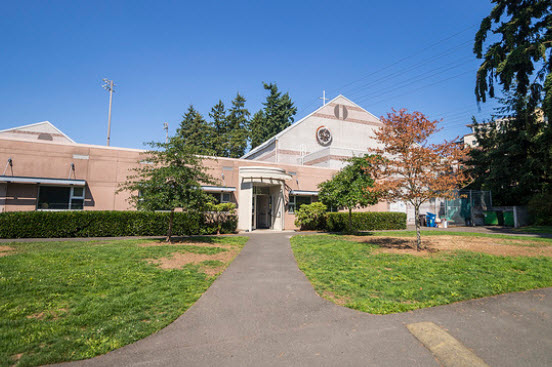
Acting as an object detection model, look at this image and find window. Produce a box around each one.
[208,192,232,204]
[37,186,85,210]
[253,186,270,195]
[288,195,312,214]
[70,187,85,209]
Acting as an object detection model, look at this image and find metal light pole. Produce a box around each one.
[102,78,115,146]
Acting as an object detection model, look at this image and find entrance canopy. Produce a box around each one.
[238,167,292,232]
[239,166,292,184]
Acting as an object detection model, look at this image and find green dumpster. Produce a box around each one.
[503,211,515,226]
[483,211,499,225]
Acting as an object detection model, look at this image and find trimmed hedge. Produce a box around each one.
[0,210,237,239]
[326,211,407,232]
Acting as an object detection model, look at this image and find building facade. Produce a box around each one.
[0,96,391,230]
[242,95,383,168]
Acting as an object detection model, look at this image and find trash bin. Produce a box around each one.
[483,211,498,225]
[497,211,505,226]
[503,211,515,226]
[426,212,436,227]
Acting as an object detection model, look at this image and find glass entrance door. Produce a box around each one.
[256,195,270,229]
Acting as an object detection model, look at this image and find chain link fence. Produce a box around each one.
[441,190,492,226]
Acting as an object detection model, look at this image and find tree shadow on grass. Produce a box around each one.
[330,231,379,237]
[150,236,223,245]
[351,236,438,253]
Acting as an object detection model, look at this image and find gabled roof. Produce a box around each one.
[0,121,76,144]
[241,94,380,159]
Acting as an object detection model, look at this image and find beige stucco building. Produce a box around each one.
[0,95,391,231]
[242,95,384,168]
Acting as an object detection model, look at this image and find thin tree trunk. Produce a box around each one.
[348,208,353,233]
[414,204,421,251]
[167,209,174,242]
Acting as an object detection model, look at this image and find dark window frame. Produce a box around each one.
[37,185,85,210]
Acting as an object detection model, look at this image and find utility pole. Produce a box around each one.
[102,78,115,146]
[163,122,169,143]
[320,90,328,106]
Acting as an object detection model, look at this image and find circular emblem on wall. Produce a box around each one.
[316,126,332,146]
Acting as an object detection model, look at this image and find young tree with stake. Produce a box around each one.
[366,109,469,251]
[119,136,217,242]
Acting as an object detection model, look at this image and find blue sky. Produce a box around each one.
[0,0,498,149]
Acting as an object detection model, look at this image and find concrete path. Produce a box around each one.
[56,232,552,367]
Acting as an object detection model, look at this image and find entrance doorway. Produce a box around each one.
[252,186,273,230]
[239,166,291,232]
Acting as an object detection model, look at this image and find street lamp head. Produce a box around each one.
[101,78,115,92]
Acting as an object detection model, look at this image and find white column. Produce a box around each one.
[238,181,253,231]
[272,182,285,231]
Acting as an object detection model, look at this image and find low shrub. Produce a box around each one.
[294,202,327,230]
[326,211,406,232]
[0,210,238,239]
[203,203,238,235]
[528,192,552,225]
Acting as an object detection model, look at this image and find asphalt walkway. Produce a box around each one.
[55,232,552,366]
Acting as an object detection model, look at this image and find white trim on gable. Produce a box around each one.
[333,95,381,122]
[0,121,76,143]
[241,95,381,159]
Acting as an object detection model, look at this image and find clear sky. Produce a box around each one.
[0,0,498,149]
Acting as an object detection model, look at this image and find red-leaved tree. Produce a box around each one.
[366,109,470,251]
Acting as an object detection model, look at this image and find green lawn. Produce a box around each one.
[291,234,552,315]
[0,236,248,367]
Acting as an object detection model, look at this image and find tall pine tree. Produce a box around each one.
[469,0,552,205]
[250,110,266,149]
[177,105,216,156]
[250,83,297,149]
[226,93,250,158]
[209,100,228,157]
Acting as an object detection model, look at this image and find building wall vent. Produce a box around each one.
[333,105,348,120]
[37,133,53,141]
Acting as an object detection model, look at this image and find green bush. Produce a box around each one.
[204,203,238,235]
[528,192,552,225]
[0,210,238,239]
[294,202,328,230]
[326,211,406,232]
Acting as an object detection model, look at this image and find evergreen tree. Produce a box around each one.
[209,100,228,157]
[226,93,250,158]
[250,110,266,149]
[177,105,216,156]
[468,96,549,205]
[250,83,297,149]
[470,0,552,205]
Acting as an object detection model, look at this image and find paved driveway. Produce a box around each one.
[56,232,552,366]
